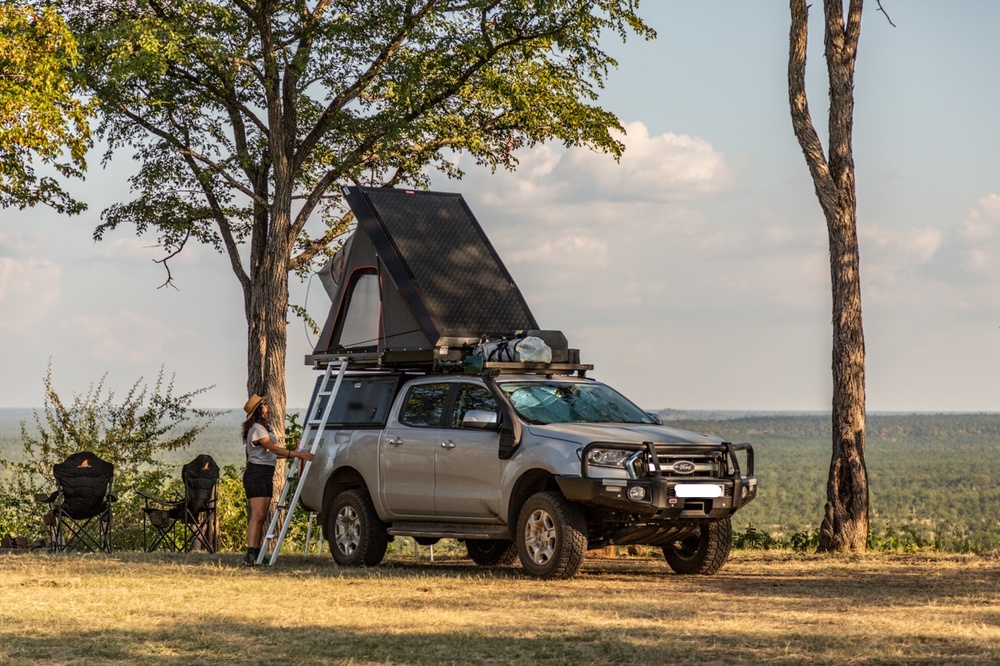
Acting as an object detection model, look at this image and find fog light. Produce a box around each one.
[627,485,647,501]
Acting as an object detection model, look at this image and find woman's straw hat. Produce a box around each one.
[243,394,264,416]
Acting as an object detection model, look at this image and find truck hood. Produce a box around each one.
[523,422,724,446]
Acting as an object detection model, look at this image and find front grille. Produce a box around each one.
[653,448,726,479]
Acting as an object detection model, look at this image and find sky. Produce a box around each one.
[2,1,999,413]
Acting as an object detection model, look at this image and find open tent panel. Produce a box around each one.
[309,186,542,368]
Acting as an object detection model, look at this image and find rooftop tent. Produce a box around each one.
[308,186,540,367]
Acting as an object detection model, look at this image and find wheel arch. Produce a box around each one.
[321,466,370,522]
[505,469,560,540]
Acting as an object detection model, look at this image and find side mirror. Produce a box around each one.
[462,409,500,430]
[646,412,663,425]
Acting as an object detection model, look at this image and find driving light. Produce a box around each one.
[627,485,647,501]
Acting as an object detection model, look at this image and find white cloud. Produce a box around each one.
[61,311,180,364]
[465,121,733,210]
[554,122,734,203]
[100,234,202,266]
[504,234,609,268]
[0,257,61,330]
[910,193,1000,285]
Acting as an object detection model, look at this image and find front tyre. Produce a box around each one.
[466,539,518,566]
[326,488,389,567]
[663,517,732,575]
[516,491,587,580]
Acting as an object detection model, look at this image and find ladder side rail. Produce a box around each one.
[262,360,349,565]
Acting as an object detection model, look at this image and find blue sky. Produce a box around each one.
[2,1,999,412]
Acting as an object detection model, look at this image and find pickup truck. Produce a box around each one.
[297,367,757,579]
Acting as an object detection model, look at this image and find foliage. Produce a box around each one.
[733,524,782,550]
[0,2,91,213]
[215,465,247,553]
[0,365,217,549]
[49,0,655,447]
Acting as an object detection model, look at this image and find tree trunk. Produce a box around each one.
[788,0,869,552]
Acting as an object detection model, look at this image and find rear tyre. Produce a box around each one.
[466,539,518,566]
[663,517,732,575]
[516,491,587,580]
[326,488,389,567]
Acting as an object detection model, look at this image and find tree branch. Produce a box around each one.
[788,0,837,212]
[875,0,896,28]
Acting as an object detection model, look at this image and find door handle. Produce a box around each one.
[440,440,456,449]
[387,436,403,445]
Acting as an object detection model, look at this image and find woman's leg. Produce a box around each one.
[247,496,270,549]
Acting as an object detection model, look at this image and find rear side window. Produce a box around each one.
[400,383,451,427]
[307,375,398,427]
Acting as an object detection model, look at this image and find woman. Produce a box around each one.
[241,394,314,566]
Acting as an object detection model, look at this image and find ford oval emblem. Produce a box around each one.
[671,461,696,474]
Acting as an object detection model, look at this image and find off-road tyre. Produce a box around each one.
[326,488,389,567]
[466,539,518,566]
[516,491,587,580]
[663,517,732,575]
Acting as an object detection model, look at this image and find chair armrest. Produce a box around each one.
[137,490,178,508]
[108,491,118,503]
[34,491,58,504]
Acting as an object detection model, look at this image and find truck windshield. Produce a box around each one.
[498,381,655,425]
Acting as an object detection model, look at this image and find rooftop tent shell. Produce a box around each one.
[308,186,540,368]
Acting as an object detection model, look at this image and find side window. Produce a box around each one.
[399,383,451,427]
[451,384,499,428]
[305,375,399,428]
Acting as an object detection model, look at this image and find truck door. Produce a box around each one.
[379,382,450,517]
[433,382,503,519]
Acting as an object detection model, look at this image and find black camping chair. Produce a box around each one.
[139,454,220,553]
[35,452,117,553]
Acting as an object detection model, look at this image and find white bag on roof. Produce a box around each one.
[476,336,552,363]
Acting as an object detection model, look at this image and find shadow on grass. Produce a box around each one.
[4,612,1000,666]
[3,553,1000,664]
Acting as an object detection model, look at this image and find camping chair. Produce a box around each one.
[34,451,117,553]
[140,454,220,553]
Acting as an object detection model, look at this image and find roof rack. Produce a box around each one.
[307,350,593,377]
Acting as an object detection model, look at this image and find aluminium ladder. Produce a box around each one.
[257,359,349,566]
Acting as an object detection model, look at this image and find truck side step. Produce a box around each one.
[387,522,509,541]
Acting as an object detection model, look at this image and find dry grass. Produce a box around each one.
[2,549,999,665]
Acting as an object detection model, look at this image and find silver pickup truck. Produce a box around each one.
[297,368,757,579]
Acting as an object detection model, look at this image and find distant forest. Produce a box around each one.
[3,409,998,551]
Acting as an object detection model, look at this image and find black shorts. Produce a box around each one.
[243,462,275,499]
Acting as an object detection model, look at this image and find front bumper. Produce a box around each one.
[555,440,758,519]
[557,474,757,518]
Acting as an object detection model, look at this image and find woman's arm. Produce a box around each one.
[253,433,316,462]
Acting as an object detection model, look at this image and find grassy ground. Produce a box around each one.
[2,549,998,665]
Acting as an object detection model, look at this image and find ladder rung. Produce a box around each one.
[307,419,323,425]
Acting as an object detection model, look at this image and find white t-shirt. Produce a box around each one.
[245,423,277,466]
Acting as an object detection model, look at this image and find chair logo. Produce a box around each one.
[79,459,91,469]
[202,462,210,471]
[669,460,696,474]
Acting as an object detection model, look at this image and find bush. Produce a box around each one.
[733,524,783,550]
[0,364,216,549]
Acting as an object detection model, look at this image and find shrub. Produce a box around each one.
[0,364,216,549]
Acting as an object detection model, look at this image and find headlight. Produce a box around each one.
[586,448,632,468]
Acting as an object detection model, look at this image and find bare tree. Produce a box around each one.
[788,0,869,551]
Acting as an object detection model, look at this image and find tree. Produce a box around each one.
[787,0,869,551]
[0,2,91,213]
[55,1,653,483]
